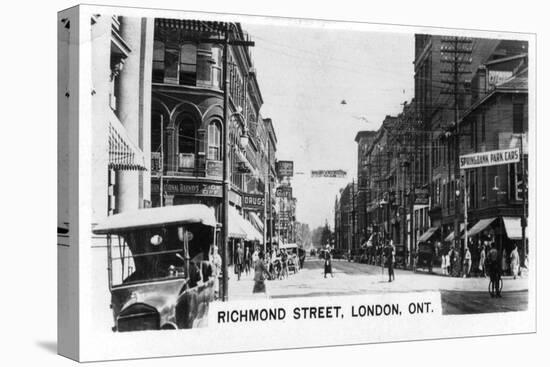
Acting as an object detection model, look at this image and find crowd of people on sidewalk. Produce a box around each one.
[439,240,524,280]
[228,243,304,295]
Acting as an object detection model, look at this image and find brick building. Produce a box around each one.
[149,19,277,253]
[415,35,529,266]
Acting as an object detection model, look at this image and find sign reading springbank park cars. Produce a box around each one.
[58,4,536,362]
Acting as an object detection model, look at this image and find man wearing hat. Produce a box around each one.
[324,243,333,278]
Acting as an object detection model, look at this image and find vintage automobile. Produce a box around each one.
[93,204,218,332]
[279,243,299,274]
[413,241,435,273]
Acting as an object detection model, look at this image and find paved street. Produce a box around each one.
[227,257,528,315]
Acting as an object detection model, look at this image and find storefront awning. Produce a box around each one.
[108,116,147,171]
[463,217,496,238]
[248,211,264,232]
[503,217,524,240]
[228,206,247,239]
[241,215,263,243]
[418,227,439,243]
[444,223,465,242]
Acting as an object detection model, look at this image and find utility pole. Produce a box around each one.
[352,179,356,254]
[159,114,164,207]
[516,133,527,273]
[221,23,255,302]
[440,36,472,258]
[402,159,409,267]
[221,24,230,302]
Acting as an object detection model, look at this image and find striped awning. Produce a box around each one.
[108,118,146,171]
[228,206,247,239]
[462,217,496,238]
[444,223,465,242]
[503,217,524,240]
[249,211,264,232]
[418,227,439,243]
[241,216,263,243]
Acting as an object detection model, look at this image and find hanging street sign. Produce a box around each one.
[242,193,265,210]
[459,148,520,170]
[275,186,292,198]
[276,161,294,177]
[311,169,347,178]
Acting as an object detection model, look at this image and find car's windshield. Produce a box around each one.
[108,223,213,287]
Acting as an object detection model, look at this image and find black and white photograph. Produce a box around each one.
[54,3,538,363]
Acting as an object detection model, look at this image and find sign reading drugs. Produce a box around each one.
[277,161,294,177]
[459,148,520,169]
[243,193,265,210]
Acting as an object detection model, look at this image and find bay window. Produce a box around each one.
[179,43,197,85]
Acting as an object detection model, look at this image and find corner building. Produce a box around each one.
[149,19,275,253]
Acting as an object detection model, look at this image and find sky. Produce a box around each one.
[243,22,415,230]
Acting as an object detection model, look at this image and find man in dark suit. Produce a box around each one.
[235,242,244,281]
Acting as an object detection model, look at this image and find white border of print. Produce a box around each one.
[73,4,537,362]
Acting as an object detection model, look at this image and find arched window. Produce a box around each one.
[207,121,222,160]
[178,117,196,169]
[179,43,197,85]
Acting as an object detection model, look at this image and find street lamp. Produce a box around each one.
[240,128,249,149]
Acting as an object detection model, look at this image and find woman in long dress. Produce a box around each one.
[501,248,509,275]
[510,245,520,279]
[253,251,269,294]
[211,246,222,299]
[479,244,486,277]
[324,246,333,278]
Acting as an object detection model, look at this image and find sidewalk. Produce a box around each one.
[399,261,529,281]
[225,266,271,301]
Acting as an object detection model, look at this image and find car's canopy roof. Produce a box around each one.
[93,204,217,234]
[279,243,297,249]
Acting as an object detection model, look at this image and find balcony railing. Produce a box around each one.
[152,153,224,179]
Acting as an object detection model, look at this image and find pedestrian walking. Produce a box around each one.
[487,242,501,298]
[281,249,289,279]
[235,242,244,281]
[501,248,509,276]
[441,253,447,275]
[448,246,455,277]
[385,241,395,282]
[252,246,259,267]
[244,246,251,276]
[510,245,520,279]
[211,245,222,299]
[479,244,486,277]
[463,246,472,278]
[324,245,333,278]
[253,251,269,294]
